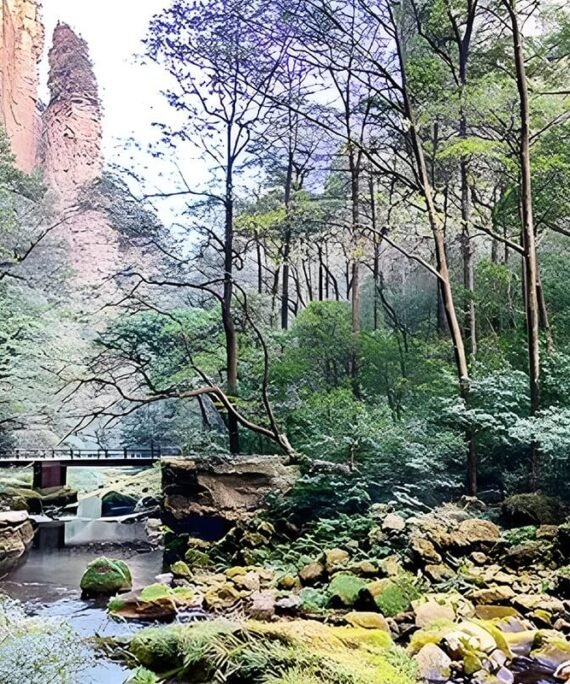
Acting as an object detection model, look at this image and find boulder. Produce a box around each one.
[299,561,326,585]
[382,513,406,533]
[80,557,132,597]
[458,518,501,546]
[0,510,34,574]
[414,600,455,628]
[161,455,299,541]
[344,611,390,631]
[108,584,198,621]
[470,586,515,605]
[410,536,442,564]
[247,590,276,621]
[328,573,367,607]
[324,548,350,571]
[415,643,452,682]
[503,541,549,569]
[502,493,566,527]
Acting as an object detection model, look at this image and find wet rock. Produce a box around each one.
[80,557,132,597]
[108,584,199,621]
[415,643,452,681]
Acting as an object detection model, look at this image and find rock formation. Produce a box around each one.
[39,22,125,290]
[162,456,299,540]
[40,22,102,195]
[0,510,34,574]
[0,0,44,172]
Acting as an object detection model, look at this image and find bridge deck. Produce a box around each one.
[0,448,182,467]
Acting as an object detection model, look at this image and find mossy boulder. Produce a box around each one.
[328,573,368,607]
[502,493,565,527]
[371,573,423,617]
[108,584,197,621]
[130,625,185,670]
[80,557,132,597]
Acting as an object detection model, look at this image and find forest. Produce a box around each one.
[1,0,570,682]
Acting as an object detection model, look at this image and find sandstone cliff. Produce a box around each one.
[0,0,44,172]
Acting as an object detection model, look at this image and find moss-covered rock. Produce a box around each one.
[80,557,132,597]
[171,560,192,578]
[108,584,197,621]
[371,573,423,617]
[502,493,565,527]
[328,574,368,607]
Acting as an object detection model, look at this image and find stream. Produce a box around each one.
[0,473,166,683]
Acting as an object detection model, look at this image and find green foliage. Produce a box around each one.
[0,596,89,683]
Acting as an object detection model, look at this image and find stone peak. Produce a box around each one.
[47,21,99,106]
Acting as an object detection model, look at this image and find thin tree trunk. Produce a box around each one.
[281,151,294,329]
[505,0,540,488]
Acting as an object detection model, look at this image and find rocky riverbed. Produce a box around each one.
[2,460,570,684]
[96,494,570,683]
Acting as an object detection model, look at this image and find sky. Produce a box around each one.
[42,0,167,167]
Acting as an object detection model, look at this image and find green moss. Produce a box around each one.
[129,625,184,670]
[184,548,212,568]
[408,619,456,654]
[80,557,132,597]
[327,574,367,607]
[374,574,422,617]
[171,560,192,578]
[502,493,565,526]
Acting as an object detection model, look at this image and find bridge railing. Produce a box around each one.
[0,446,183,461]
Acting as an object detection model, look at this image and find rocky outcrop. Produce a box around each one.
[0,0,44,172]
[40,22,102,195]
[162,456,299,541]
[0,510,34,573]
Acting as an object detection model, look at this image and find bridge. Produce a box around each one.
[0,447,183,488]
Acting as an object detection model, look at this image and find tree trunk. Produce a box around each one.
[281,151,294,330]
[224,144,239,454]
[505,0,540,487]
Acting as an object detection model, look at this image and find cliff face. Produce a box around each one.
[0,0,44,172]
